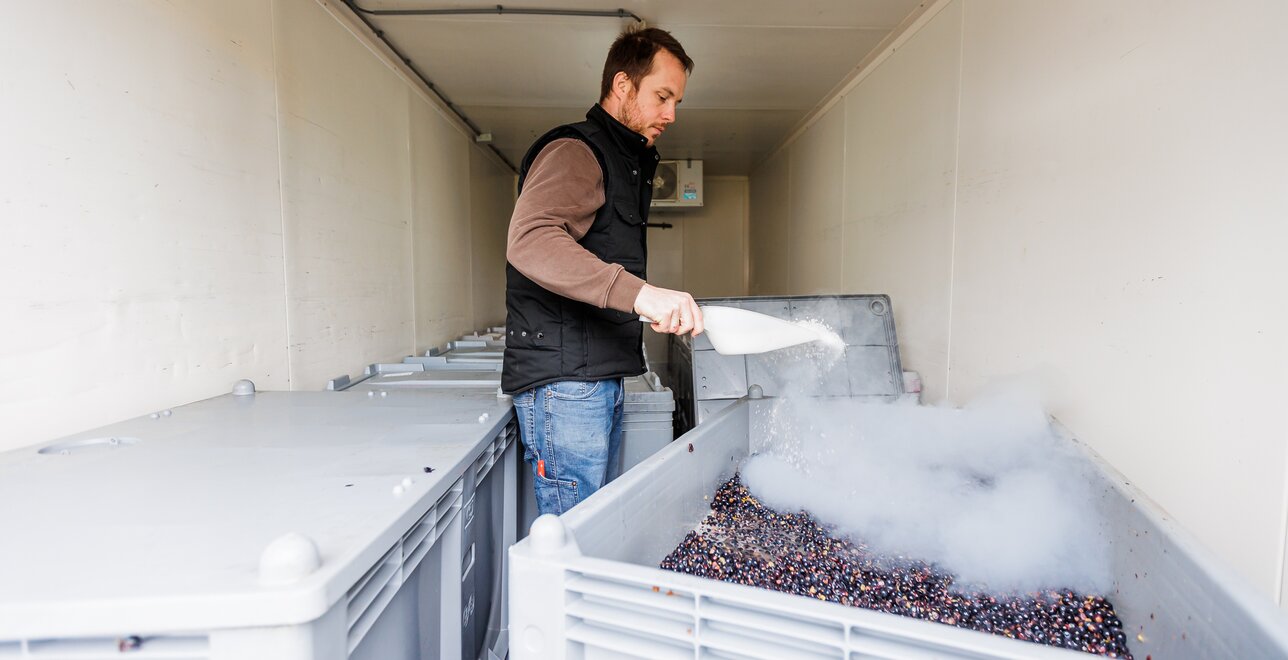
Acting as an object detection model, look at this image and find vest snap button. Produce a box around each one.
[521,331,528,337]
[537,332,544,339]
[632,170,638,176]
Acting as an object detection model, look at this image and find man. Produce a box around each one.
[504,27,704,516]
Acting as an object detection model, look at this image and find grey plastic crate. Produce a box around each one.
[461,422,519,660]
[696,398,737,423]
[405,355,504,372]
[419,339,506,367]
[670,294,904,434]
[624,400,676,413]
[621,411,673,424]
[350,365,502,391]
[455,335,507,346]
[0,386,516,660]
[323,386,518,660]
[510,396,1288,659]
[624,372,667,397]
[326,365,515,658]
[430,339,506,355]
[617,427,674,478]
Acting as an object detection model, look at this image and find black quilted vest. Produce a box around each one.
[502,105,659,394]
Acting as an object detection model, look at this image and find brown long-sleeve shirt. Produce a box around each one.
[506,138,646,313]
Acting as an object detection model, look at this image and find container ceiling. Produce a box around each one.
[356,0,923,175]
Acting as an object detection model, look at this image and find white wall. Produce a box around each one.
[0,0,515,451]
[645,177,750,366]
[749,0,1288,604]
[275,0,418,388]
[470,149,517,329]
[748,152,791,296]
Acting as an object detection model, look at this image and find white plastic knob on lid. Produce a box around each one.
[528,514,568,555]
[258,532,321,586]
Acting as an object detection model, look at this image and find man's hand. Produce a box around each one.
[634,283,704,337]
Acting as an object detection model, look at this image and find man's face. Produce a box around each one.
[619,50,688,146]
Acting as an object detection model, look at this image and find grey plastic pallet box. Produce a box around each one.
[509,397,1288,659]
[0,386,517,660]
[331,373,518,659]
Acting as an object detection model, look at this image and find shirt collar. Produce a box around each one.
[587,104,656,158]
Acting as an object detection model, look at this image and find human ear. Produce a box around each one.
[613,71,632,99]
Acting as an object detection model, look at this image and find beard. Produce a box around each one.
[619,89,652,141]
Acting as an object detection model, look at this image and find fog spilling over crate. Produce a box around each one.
[0,384,515,660]
[508,396,1288,659]
[668,295,904,433]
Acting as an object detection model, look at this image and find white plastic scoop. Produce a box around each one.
[642,305,834,355]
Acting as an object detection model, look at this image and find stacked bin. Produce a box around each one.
[619,372,676,476]
[326,328,677,658]
[508,396,1288,659]
[668,294,906,433]
[335,363,502,391]
[425,340,505,366]
[0,384,516,660]
[511,304,1288,658]
[331,330,677,546]
[333,371,512,660]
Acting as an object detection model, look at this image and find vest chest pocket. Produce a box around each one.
[613,199,643,226]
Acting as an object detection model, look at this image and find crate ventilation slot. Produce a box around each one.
[564,574,697,658]
[473,425,513,482]
[344,480,463,652]
[699,597,844,657]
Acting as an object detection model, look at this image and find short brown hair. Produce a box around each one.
[599,27,694,102]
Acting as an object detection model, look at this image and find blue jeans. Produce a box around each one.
[513,378,624,516]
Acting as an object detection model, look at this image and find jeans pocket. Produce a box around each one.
[549,379,603,401]
[533,472,580,515]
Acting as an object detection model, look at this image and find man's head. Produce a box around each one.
[599,27,693,147]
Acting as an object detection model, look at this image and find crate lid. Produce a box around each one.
[404,356,504,372]
[426,344,504,359]
[0,389,513,638]
[624,373,674,404]
[358,367,501,390]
